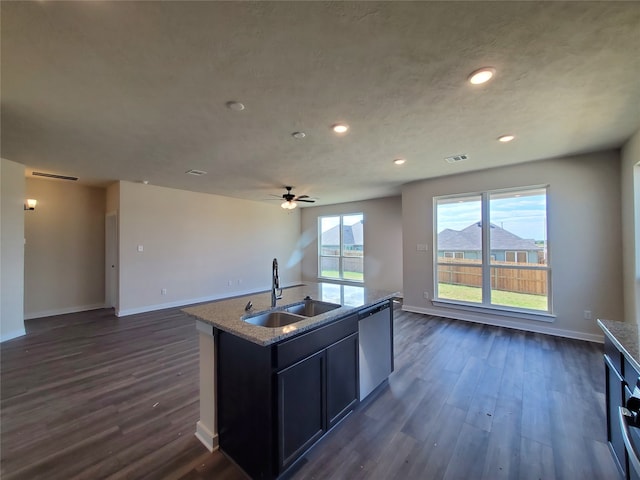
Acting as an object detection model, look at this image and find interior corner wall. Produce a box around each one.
[622,128,640,324]
[299,196,402,293]
[402,150,623,342]
[106,181,120,214]
[116,181,302,316]
[24,178,106,319]
[1,159,26,341]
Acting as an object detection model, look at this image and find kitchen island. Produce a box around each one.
[598,319,640,479]
[183,282,398,478]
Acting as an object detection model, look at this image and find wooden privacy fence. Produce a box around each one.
[438,261,547,296]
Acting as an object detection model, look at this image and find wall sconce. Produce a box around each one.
[24,199,37,211]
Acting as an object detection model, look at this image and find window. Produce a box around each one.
[435,186,550,313]
[505,251,527,263]
[319,213,364,282]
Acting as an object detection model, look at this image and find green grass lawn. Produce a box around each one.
[320,270,363,281]
[438,283,547,311]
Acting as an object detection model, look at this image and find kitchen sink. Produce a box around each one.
[243,311,304,328]
[284,299,341,317]
[243,299,342,328]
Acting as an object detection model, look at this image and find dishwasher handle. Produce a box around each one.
[358,302,389,320]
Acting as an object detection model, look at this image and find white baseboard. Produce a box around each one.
[1,327,26,343]
[24,303,106,321]
[116,288,264,317]
[195,421,218,452]
[402,304,605,344]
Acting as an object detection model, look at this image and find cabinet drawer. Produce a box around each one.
[276,314,358,370]
[605,336,623,375]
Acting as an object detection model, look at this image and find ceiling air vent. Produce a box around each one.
[444,154,468,164]
[32,171,78,181]
[185,169,207,176]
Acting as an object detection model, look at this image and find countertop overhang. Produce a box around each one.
[598,318,640,373]
[183,282,400,346]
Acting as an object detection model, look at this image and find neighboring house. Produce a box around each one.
[321,221,364,252]
[438,222,543,264]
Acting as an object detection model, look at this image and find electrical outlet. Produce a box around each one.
[237,279,242,285]
[423,291,429,299]
[584,310,592,320]
[161,288,167,295]
[228,280,233,287]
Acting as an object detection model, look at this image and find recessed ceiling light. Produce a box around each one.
[292,131,306,139]
[393,158,406,165]
[185,169,207,176]
[332,123,349,134]
[226,101,245,111]
[468,67,496,85]
[497,134,515,143]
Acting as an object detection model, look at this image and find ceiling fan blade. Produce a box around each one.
[297,199,315,203]
[296,195,310,199]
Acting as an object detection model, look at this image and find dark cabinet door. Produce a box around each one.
[326,332,359,429]
[277,349,326,471]
[606,354,627,478]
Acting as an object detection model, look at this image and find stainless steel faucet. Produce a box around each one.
[271,258,283,307]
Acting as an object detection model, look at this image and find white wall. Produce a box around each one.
[402,151,623,342]
[24,178,106,319]
[622,128,640,323]
[117,181,302,315]
[1,159,25,341]
[300,196,402,293]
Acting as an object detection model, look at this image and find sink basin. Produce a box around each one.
[244,311,304,328]
[243,299,342,328]
[284,299,341,317]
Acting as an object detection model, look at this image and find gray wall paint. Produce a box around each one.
[1,158,25,341]
[402,151,623,340]
[300,196,402,293]
[622,128,640,323]
[24,178,106,318]
[117,181,302,315]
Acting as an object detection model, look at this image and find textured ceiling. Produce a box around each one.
[2,1,640,206]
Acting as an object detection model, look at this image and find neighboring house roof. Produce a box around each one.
[438,222,541,251]
[322,221,364,246]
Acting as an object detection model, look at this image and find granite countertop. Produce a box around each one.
[183,282,400,346]
[598,318,640,373]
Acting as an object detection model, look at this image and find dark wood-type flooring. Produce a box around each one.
[1,305,618,479]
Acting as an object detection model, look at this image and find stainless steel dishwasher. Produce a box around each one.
[358,301,393,401]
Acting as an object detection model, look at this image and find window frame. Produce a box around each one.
[318,213,364,283]
[433,185,552,318]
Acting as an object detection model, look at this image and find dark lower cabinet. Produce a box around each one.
[218,313,359,479]
[278,349,325,470]
[326,332,359,428]
[604,336,640,480]
[606,352,627,478]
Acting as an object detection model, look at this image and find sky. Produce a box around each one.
[437,193,547,241]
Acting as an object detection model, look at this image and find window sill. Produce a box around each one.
[317,277,364,286]
[431,299,556,323]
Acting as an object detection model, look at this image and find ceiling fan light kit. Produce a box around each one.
[278,186,315,209]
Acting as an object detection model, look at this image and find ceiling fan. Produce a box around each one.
[273,186,316,209]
